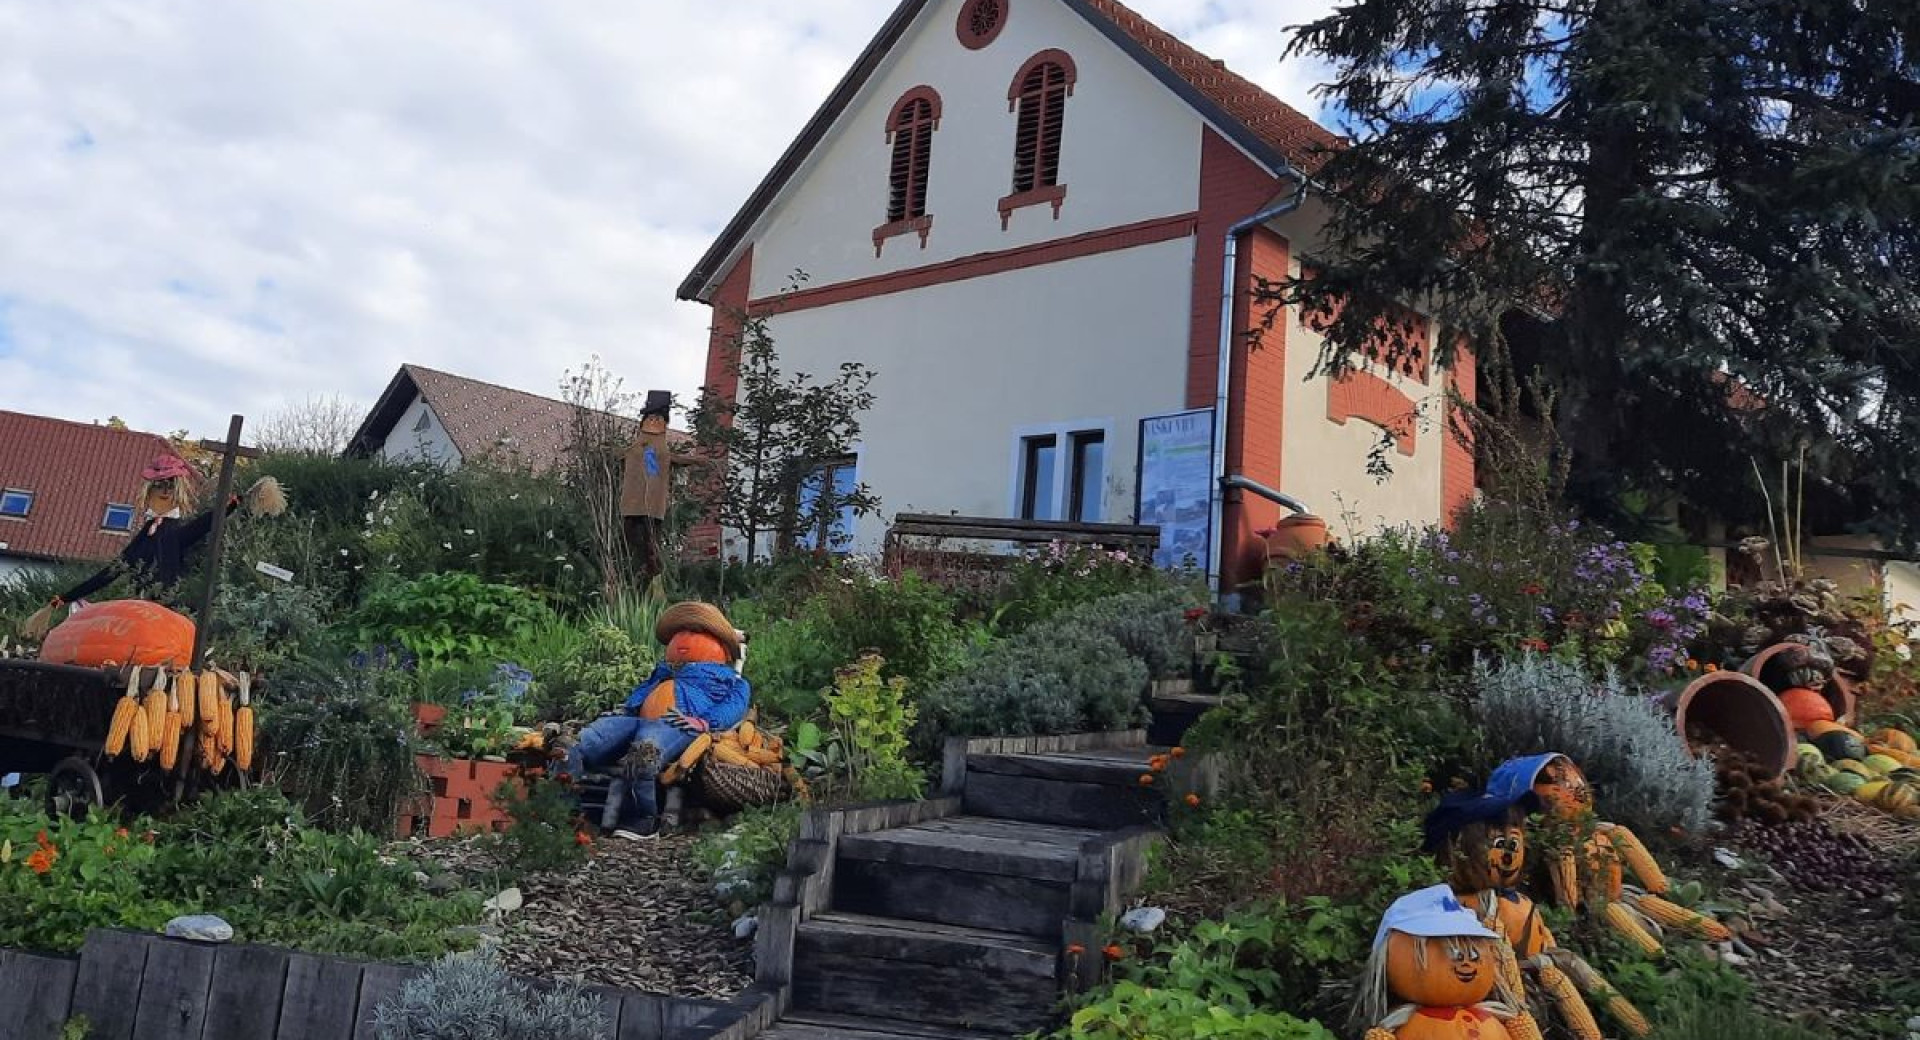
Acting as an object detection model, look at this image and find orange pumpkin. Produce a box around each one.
[665,630,730,666]
[1779,686,1835,731]
[635,678,678,720]
[40,601,195,669]
[1533,757,1593,819]
[1490,892,1554,960]
[1385,931,1498,1008]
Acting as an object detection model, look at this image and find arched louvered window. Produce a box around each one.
[1002,51,1076,227]
[888,97,937,222]
[875,86,942,255]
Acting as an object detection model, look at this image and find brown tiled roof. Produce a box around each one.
[678,0,1344,301]
[1081,0,1342,172]
[347,365,691,472]
[0,411,179,564]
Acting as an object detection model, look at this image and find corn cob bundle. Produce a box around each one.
[1549,848,1580,907]
[1552,950,1651,1037]
[197,669,222,741]
[159,691,183,772]
[1604,824,1668,894]
[129,701,152,762]
[106,667,141,757]
[200,727,226,774]
[1630,892,1731,942]
[1535,961,1603,1040]
[233,673,255,773]
[709,720,787,770]
[1604,900,1663,956]
[175,667,196,728]
[1502,1010,1547,1040]
[216,688,236,757]
[659,732,712,786]
[1490,931,1526,1000]
[143,669,168,743]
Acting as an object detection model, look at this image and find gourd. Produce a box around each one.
[1385,932,1496,1008]
[40,600,195,669]
[1777,686,1835,731]
[1813,729,1870,764]
[1874,729,1918,754]
[635,678,678,720]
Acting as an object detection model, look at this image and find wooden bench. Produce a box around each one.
[883,513,1160,588]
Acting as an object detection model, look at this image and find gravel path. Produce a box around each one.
[402,832,755,1000]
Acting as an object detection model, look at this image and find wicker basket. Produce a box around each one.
[697,761,789,813]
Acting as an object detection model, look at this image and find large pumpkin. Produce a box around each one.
[635,678,678,720]
[40,600,194,669]
[1778,686,1835,731]
[1534,757,1594,819]
[665,630,730,666]
[1384,931,1498,1008]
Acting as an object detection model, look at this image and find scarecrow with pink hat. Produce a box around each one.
[20,453,284,641]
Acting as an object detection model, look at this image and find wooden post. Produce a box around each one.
[188,415,260,672]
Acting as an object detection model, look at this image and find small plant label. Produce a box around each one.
[255,561,295,582]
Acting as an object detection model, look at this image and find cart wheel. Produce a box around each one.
[48,757,105,820]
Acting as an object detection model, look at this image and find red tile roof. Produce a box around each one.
[0,411,180,564]
[1082,0,1342,172]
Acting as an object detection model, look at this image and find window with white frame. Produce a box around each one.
[0,489,33,518]
[102,503,136,532]
[1016,426,1107,523]
[794,456,859,553]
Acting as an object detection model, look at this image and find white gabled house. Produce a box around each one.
[678,0,1475,594]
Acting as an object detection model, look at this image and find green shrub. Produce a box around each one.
[915,626,1146,754]
[490,778,589,876]
[207,577,337,672]
[259,657,428,834]
[1044,585,1205,679]
[992,542,1168,634]
[533,622,652,722]
[694,802,804,907]
[816,654,923,801]
[1473,655,1716,836]
[353,572,554,664]
[373,949,607,1040]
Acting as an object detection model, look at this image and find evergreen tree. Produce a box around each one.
[1272,0,1919,541]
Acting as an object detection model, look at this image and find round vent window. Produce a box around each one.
[958,0,1008,50]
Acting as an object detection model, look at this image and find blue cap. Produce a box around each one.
[1372,884,1501,951]
[1486,753,1567,807]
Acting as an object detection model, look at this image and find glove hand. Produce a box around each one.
[663,710,708,734]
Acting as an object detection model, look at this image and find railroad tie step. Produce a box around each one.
[758,1009,1015,1038]
[962,745,1177,829]
[790,913,1059,1035]
[831,815,1098,935]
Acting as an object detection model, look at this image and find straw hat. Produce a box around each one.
[655,601,740,662]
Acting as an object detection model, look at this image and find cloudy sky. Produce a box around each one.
[0,0,1339,441]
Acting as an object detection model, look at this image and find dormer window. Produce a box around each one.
[874,86,943,256]
[1001,51,1076,228]
[102,503,135,531]
[0,488,32,518]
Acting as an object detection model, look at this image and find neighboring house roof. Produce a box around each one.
[346,365,689,472]
[0,410,180,565]
[676,0,1343,302]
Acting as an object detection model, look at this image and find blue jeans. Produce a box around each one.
[562,715,695,827]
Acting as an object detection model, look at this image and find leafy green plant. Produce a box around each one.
[1042,586,1206,680]
[821,654,924,801]
[354,572,555,664]
[993,541,1167,635]
[490,778,589,876]
[434,695,523,760]
[0,796,173,952]
[534,622,652,722]
[694,802,803,907]
[259,657,428,834]
[914,625,1147,756]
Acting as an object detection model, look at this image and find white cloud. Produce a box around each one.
[0,0,1336,439]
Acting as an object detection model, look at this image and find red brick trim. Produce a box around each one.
[1327,369,1418,456]
[998,184,1067,228]
[873,215,934,256]
[1219,227,1291,595]
[746,211,1199,313]
[689,245,755,553]
[1007,49,1078,102]
[1188,129,1286,409]
[886,86,944,134]
[1442,339,1477,525]
[957,0,1009,50]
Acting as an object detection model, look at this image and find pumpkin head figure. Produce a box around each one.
[1424,793,1531,896]
[1358,885,1524,1040]
[654,601,741,666]
[1385,931,1497,1008]
[1488,753,1591,822]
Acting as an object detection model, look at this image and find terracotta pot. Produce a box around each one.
[1264,514,1330,561]
[411,703,447,735]
[1663,670,1794,779]
[1740,642,1852,725]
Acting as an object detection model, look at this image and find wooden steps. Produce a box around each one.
[754,731,1210,1039]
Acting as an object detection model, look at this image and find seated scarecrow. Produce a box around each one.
[557,601,749,838]
[21,453,284,645]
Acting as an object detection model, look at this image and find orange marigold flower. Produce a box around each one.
[115,827,130,839]
[1148,754,1170,771]
[35,830,51,848]
[1138,773,1156,786]
[1685,658,1701,672]
[1170,747,1187,759]
[1103,944,1125,961]
[25,848,56,875]
[1066,943,1087,956]
[574,830,594,846]
[1184,793,1201,808]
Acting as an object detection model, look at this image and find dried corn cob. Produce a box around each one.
[1604,901,1662,956]
[175,667,196,728]
[129,704,152,762]
[1584,831,1624,902]
[1604,824,1668,894]
[216,692,236,757]
[1552,950,1651,1037]
[200,730,225,774]
[1536,961,1603,1040]
[143,671,168,742]
[197,670,222,739]
[233,673,255,773]
[1502,1010,1546,1040]
[1631,893,1731,942]
[159,692,183,772]
[1364,1030,1395,1040]
[106,668,140,757]
[1491,933,1526,1000]
[1549,848,1580,907]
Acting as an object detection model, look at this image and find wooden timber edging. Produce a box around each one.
[0,931,770,1040]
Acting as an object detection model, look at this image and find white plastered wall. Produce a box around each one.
[747,0,1207,299]
[380,396,462,469]
[757,237,1196,555]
